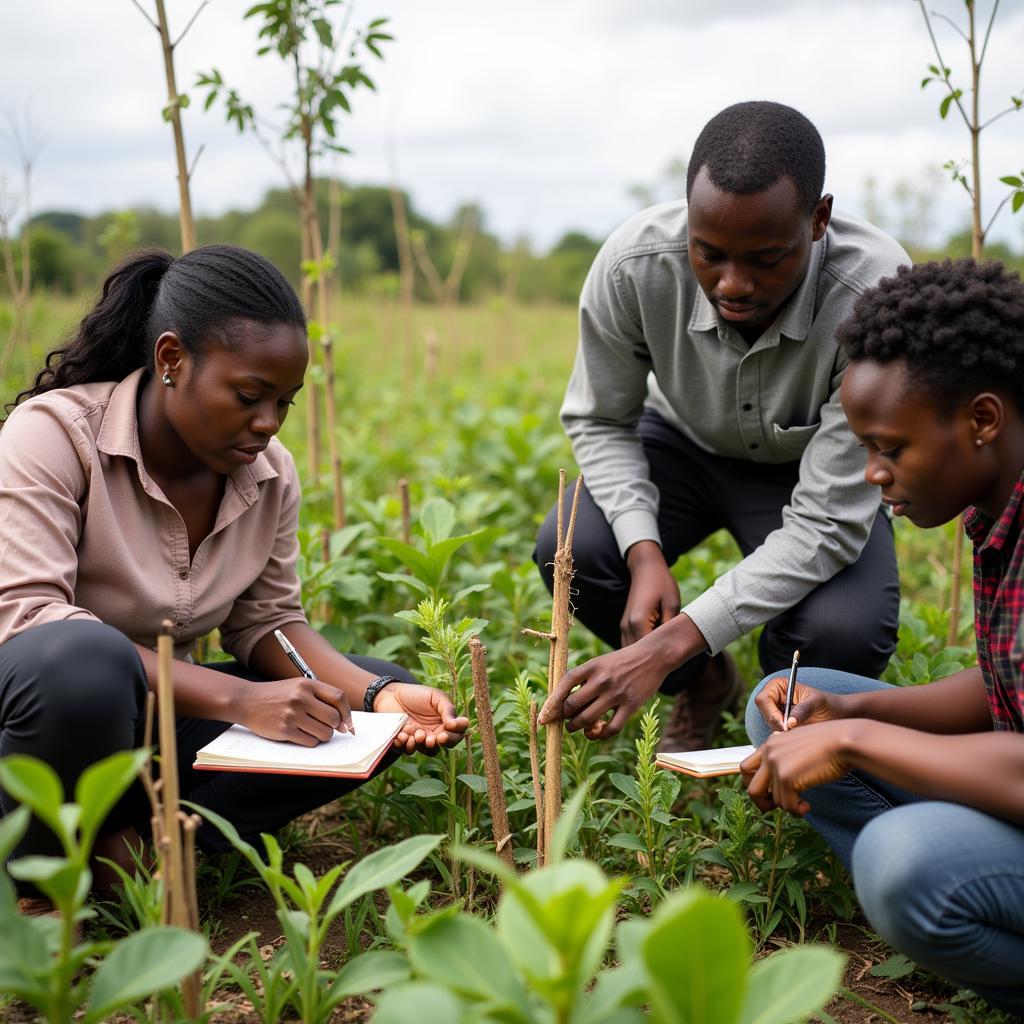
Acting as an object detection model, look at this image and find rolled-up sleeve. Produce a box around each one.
[561,248,662,555]
[0,404,100,646]
[217,450,307,665]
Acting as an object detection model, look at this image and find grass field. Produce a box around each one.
[0,291,1007,1024]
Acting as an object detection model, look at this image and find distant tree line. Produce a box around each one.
[5,179,603,306]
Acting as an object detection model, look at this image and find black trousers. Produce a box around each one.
[0,619,415,874]
[534,410,900,693]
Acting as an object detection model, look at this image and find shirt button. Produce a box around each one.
[742,403,752,411]
[749,443,759,450]
[179,570,189,580]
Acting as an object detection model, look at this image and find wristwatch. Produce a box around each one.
[363,674,400,713]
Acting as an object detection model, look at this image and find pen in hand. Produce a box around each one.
[782,649,800,731]
[273,629,355,735]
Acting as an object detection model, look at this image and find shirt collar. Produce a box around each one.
[965,467,1024,552]
[95,367,278,503]
[687,229,827,344]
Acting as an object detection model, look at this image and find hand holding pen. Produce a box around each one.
[274,629,355,736]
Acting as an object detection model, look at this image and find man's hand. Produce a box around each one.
[621,540,680,646]
[754,677,851,732]
[240,677,354,746]
[741,720,854,815]
[374,682,471,755]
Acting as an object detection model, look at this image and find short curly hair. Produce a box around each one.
[837,258,1024,412]
[686,101,826,213]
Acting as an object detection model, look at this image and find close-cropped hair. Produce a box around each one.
[686,100,826,213]
[9,243,306,415]
[837,258,1024,412]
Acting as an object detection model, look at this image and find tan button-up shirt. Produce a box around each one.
[0,368,306,662]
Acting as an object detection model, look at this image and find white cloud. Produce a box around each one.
[1,0,1021,251]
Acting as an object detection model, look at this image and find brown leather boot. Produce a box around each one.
[658,650,743,753]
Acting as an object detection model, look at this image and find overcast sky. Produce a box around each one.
[2,0,1022,252]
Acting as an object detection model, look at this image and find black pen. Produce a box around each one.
[782,649,800,731]
[274,628,315,679]
[274,629,355,735]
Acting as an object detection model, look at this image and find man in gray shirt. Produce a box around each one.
[536,102,908,750]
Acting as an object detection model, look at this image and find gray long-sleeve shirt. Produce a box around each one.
[561,202,909,656]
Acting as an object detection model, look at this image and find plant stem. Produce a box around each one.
[470,637,515,868]
[529,700,545,865]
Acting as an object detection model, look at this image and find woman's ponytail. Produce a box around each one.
[9,250,173,411]
[8,243,304,417]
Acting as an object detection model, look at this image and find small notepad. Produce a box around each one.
[193,711,407,778]
[656,744,757,778]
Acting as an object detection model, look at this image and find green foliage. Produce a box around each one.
[0,752,207,1023]
[188,798,440,1024]
[382,853,844,1024]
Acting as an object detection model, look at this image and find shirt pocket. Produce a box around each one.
[770,422,820,459]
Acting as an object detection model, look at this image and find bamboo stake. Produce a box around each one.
[469,637,514,869]
[156,621,201,1016]
[528,700,544,866]
[542,471,582,863]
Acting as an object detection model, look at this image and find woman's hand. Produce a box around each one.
[741,720,854,815]
[754,676,851,732]
[373,682,470,755]
[239,677,353,746]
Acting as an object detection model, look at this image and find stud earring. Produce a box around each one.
[161,372,173,387]
[975,438,984,447]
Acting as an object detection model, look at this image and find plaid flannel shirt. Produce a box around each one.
[965,470,1024,733]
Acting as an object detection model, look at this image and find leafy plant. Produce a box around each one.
[378,792,845,1024]
[0,752,206,1024]
[186,800,440,1024]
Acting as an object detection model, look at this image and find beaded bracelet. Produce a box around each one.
[363,674,400,713]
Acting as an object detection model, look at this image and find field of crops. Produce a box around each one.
[0,292,1010,1024]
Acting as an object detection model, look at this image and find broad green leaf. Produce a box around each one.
[0,805,29,863]
[327,833,441,919]
[0,909,52,988]
[0,756,65,842]
[607,832,646,851]
[325,949,410,1003]
[76,749,150,848]
[373,981,465,1024]
[8,856,84,907]
[868,953,915,979]
[739,945,845,1024]
[420,497,457,544]
[401,777,447,799]
[457,772,489,794]
[408,913,531,1020]
[1013,191,1024,213]
[642,888,750,1024]
[83,927,207,1024]
[378,537,437,583]
[1000,175,1023,187]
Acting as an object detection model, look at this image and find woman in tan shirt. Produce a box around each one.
[0,244,468,895]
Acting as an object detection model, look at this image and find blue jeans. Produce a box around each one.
[746,669,1024,1016]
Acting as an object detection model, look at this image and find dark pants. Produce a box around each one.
[534,410,900,693]
[0,619,415,876]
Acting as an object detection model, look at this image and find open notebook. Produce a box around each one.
[193,711,407,779]
[656,744,756,778]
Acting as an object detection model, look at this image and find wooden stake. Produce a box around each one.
[528,700,544,866]
[156,621,201,1017]
[542,471,582,863]
[398,478,412,545]
[469,637,514,869]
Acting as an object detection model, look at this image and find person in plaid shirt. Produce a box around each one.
[742,258,1024,1015]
